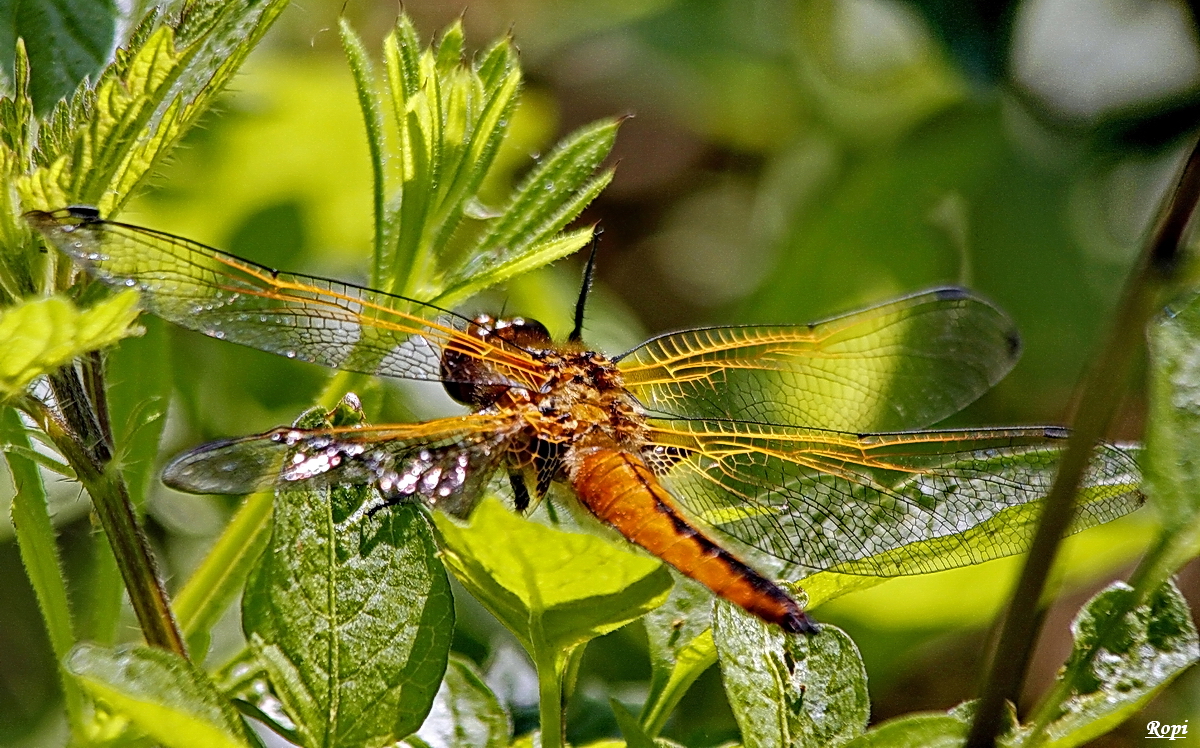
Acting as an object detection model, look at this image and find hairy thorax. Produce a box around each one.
[441,315,649,487]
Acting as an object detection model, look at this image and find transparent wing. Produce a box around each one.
[162,413,519,517]
[618,288,1021,432]
[29,208,548,389]
[646,419,1143,577]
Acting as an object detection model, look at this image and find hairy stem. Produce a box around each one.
[26,370,187,656]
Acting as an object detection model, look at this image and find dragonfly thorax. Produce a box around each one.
[439,313,647,483]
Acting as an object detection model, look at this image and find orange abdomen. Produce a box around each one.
[567,447,816,634]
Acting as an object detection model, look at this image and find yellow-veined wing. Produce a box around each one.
[617,288,1020,432]
[645,419,1142,577]
[162,413,520,517]
[28,207,548,390]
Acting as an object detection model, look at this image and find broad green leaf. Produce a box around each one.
[1009,580,1198,748]
[1143,296,1200,572]
[66,643,251,748]
[401,656,511,748]
[714,601,869,748]
[243,407,454,748]
[0,291,139,398]
[0,0,117,114]
[640,572,717,736]
[435,496,673,655]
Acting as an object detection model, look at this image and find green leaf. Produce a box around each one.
[0,38,34,159]
[242,450,454,748]
[342,13,614,309]
[18,0,289,214]
[339,18,387,286]
[640,572,717,737]
[437,497,671,748]
[0,0,117,114]
[0,291,140,398]
[840,712,970,748]
[434,225,598,308]
[612,698,656,748]
[435,496,673,654]
[1143,295,1200,571]
[458,120,618,276]
[1,406,87,735]
[401,656,511,748]
[798,571,888,610]
[1010,580,1198,748]
[714,600,869,748]
[66,643,252,748]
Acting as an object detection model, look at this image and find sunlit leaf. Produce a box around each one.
[1008,580,1198,747]
[1144,296,1200,570]
[243,406,453,748]
[0,291,140,398]
[66,643,252,748]
[435,225,599,308]
[462,119,618,274]
[714,600,869,748]
[17,1,289,215]
[436,496,673,654]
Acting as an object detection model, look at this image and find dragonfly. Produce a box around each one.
[29,206,1143,634]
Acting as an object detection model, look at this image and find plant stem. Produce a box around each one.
[966,137,1200,748]
[24,371,188,657]
[536,649,566,748]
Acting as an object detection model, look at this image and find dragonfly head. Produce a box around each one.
[441,314,553,407]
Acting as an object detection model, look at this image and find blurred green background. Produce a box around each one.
[4,0,1200,744]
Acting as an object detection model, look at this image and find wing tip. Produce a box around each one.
[932,286,971,302]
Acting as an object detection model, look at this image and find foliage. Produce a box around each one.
[2,3,1200,748]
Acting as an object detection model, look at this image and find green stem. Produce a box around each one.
[173,490,273,658]
[966,136,1200,748]
[21,388,187,657]
[536,649,566,748]
[1,406,87,737]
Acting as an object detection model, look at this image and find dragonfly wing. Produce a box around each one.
[163,413,519,517]
[618,288,1020,432]
[29,208,546,388]
[646,420,1143,577]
